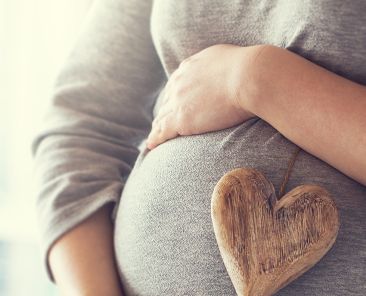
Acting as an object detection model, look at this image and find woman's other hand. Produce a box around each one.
[146,44,262,150]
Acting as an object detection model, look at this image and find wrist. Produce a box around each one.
[235,44,278,117]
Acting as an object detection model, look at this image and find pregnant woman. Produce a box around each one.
[31,0,366,295]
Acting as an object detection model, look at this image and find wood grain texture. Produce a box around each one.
[211,168,340,296]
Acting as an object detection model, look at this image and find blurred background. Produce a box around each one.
[0,0,92,294]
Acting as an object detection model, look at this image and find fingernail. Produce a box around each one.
[146,137,153,149]
[147,142,154,150]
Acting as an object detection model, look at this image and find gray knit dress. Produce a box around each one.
[31,0,366,295]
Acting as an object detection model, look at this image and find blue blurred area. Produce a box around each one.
[0,240,57,295]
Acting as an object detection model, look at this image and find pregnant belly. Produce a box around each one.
[114,117,366,296]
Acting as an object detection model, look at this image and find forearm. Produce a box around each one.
[49,203,124,296]
[240,45,366,185]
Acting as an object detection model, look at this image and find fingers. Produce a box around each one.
[147,68,185,149]
[160,84,171,106]
[152,103,172,126]
[147,111,179,150]
[161,70,177,105]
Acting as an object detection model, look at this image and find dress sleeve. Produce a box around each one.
[30,0,165,283]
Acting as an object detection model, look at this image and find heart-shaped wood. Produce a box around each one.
[211,168,340,296]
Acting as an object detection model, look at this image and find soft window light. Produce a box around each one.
[0,0,92,294]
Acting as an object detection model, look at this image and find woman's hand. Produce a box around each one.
[146,44,260,150]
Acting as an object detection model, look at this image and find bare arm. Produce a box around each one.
[241,45,366,185]
[145,43,365,186]
[49,203,124,296]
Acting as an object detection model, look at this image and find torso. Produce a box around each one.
[151,0,366,83]
[114,1,366,295]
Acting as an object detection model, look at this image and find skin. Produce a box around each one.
[147,44,366,186]
[49,203,124,296]
[49,44,365,295]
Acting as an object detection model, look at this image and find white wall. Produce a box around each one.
[0,0,93,293]
[0,0,93,239]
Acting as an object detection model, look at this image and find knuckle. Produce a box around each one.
[172,85,184,98]
[152,117,159,126]
[170,69,182,81]
[159,117,169,131]
[179,57,191,67]
[177,105,190,119]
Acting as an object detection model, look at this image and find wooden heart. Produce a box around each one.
[211,168,340,296]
